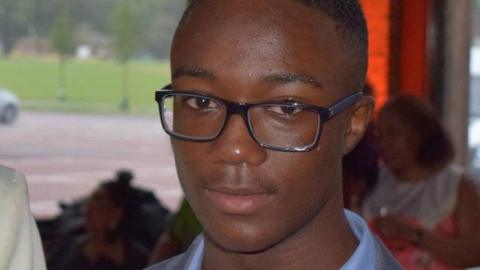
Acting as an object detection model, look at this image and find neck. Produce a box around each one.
[203,191,357,270]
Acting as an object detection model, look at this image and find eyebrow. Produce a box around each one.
[262,73,323,89]
[173,67,216,80]
[172,67,323,89]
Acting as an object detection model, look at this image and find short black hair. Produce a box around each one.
[181,0,368,65]
[293,0,368,55]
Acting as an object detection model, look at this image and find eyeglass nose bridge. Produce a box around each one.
[217,101,259,144]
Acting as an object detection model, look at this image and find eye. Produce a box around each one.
[184,96,219,110]
[267,105,302,117]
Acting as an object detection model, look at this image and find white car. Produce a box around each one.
[0,88,19,124]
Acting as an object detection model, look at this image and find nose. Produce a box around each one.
[210,114,267,166]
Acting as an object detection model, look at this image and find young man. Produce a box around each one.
[148,0,401,269]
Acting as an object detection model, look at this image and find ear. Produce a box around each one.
[343,96,374,156]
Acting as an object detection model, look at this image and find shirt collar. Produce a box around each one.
[186,236,204,270]
[340,210,377,269]
[186,210,377,270]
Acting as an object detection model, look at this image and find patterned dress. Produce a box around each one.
[362,165,463,270]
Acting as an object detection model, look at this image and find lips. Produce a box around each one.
[205,186,273,215]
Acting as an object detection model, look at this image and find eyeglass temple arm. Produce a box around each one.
[162,84,172,90]
[326,92,363,120]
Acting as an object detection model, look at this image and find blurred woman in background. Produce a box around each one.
[362,95,480,269]
[48,180,148,270]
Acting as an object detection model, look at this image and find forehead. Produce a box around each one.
[171,0,361,97]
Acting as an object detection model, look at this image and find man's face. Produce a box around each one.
[170,0,365,253]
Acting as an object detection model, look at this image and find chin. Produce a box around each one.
[207,233,276,254]
[203,218,280,254]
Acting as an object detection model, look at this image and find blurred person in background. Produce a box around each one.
[43,169,170,269]
[147,198,202,265]
[362,95,480,269]
[0,164,46,270]
[48,179,149,270]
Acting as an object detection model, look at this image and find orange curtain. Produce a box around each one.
[361,0,431,109]
[398,0,430,97]
[361,0,391,109]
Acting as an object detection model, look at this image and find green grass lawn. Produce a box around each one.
[0,57,171,114]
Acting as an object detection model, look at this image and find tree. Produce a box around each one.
[2,0,186,60]
[49,3,75,101]
[111,0,139,111]
[136,0,186,59]
[20,0,56,37]
[0,0,28,56]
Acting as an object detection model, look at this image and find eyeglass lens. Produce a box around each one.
[162,94,226,139]
[248,105,320,149]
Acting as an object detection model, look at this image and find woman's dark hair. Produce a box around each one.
[98,172,137,240]
[97,170,170,249]
[379,94,454,169]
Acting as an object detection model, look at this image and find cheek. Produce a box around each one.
[171,141,211,205]
[273,143,343,215]
[273,150,339,194]
[172,145,195,189]
[274,156,335,219]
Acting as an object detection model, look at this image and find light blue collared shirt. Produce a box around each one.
[340,210,377,269]
[189,210,381,270]
[147,210,402,270]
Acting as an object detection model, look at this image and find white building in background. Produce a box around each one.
[469,44,480,180]
[76,45,92,60]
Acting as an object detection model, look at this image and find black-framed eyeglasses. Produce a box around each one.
[155,85,362,152]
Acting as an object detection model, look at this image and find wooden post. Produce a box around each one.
[443,0,472,166]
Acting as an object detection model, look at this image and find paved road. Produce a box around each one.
[0,111,182,218]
